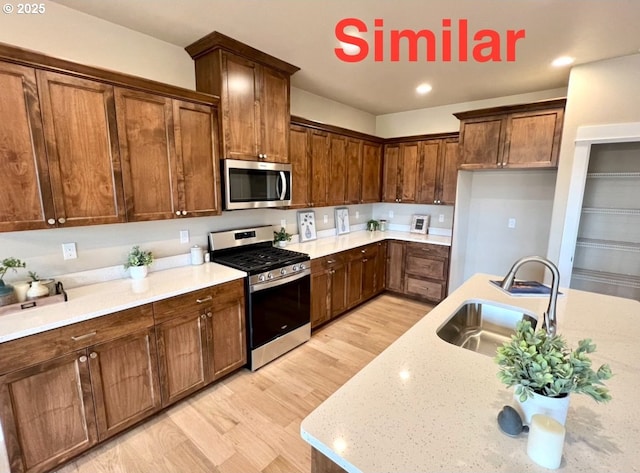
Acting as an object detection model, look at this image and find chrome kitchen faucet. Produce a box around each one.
[500,256,561,337]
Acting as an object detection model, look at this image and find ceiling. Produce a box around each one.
[50,0,640,115]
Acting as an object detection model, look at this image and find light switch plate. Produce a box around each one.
[389,211,394,219]
[508,218,516,229]
[323,214,328,224]
[355,211,360,219]
[439,214,445,223]
[180,230,189,243]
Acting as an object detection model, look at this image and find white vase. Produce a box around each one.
[515,390,570,426]
[277,240,287,248]
[129,266,148,280]
[26,280,49,300]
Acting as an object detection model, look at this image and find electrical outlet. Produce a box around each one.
[62,242,77,260]
[355,211,360,219]
[323,214,328,224]
[180,230,189,243]
[389,211,394,219]
[508,218,516,229]
[438,214,445,223]
[280,219,286,229]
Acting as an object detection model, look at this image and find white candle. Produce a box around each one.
[527,414,566,469]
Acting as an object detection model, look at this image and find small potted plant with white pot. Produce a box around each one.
[495,319,612,425]
[124,246,154,279]
[273,227,292,247]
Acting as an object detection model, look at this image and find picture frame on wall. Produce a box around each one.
[335,207,350,235]
[297,210,317,242]
[410,214,429,234]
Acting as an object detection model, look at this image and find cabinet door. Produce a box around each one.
[345,138,362,204]
[220,52,259,160]
[289,125,310,208]
[361,141,382,203]
[311,261,331,329]
[0,351,97,473]
[115,88,178,222]
[459,117,504,169]
[0,62,54,232]
[437,139,460,205]
[361,245,379,301]
[417,140,440,204]
[37,70,125,227]
[382,144,400,202]
[399,143,419,203]
[260,67,289,163]
[375,241,387,294]
[208,293,246,380]
[309,130,330,207]
[173,100,221,217]
[346,250,364,308]
[155,311,209,406]
[503,108,563,168]
[329,260,348,318]
[386,240,405,292]
[328,134,347,205]
[89,328,161,441]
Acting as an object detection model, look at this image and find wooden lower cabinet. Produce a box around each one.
[311,243,386,329]
[0,305,159,473]
[154,280,246,406]
[386,240,450,303]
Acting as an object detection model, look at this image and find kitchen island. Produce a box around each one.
[301,273,640,472]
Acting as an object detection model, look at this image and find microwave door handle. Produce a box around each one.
[278,171,287,200]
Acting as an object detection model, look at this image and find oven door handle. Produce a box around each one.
[277,171,287,201]
[250,268,310,293]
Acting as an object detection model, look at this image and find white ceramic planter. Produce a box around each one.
[277,241,287,248]
[515,391,570,426]
[129,266,148,280]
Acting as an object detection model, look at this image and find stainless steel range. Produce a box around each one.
[208,226,311,371]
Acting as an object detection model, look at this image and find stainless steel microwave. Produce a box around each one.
[222,159,292,210]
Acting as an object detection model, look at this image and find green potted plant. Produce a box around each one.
[366,219,379,232]
[124,246,154,279]
[495,319,612,425]
[273,227,292,247]
[0,257,27,306]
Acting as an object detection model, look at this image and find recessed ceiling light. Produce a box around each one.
[551,56,574,67]
[416,83,432,94]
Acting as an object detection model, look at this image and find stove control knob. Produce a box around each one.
[267,272,273,279]
[258,274,266,282]
[292,265,298,271]
[280,268,287,275]
[299,263,306,270]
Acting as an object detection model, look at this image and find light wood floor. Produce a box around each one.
[56,294,432,473]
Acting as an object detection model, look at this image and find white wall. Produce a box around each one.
[375,88,567,138]
[291,87,377,135]
[0,1,195,89]
[547,53,640,279]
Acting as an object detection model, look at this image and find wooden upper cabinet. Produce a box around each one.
[115,88,178,221]
[0,62,54,232]
[309,130,330,207]
[173,100,221,217]
[417,141,440,204]
[116,90,220,221]
[37,70,126,227]
[187,32,299,163]
[383,142,419,203]
[416,136,460,205]
[289,124,310,208]
[361,141,382,203]
[328,134,347,205]
[345,138,362,204]
[456,99,566,170]
[438,139,460,205]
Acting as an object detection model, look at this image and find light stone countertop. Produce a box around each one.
[287,230,451,259]
[0,230,448,344]
[300,273,640,473]
[0,263,246,344]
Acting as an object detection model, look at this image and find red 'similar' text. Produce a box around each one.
[335,18,526,63]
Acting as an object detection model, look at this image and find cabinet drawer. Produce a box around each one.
[405,242,449,259]
[405,277,445,302]
[210,279,245,305]
[153,287,214,323]
[405,254,447,280]
[0,304,153,375]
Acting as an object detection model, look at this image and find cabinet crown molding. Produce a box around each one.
[453,98,566,120]
[185,31,300,75]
